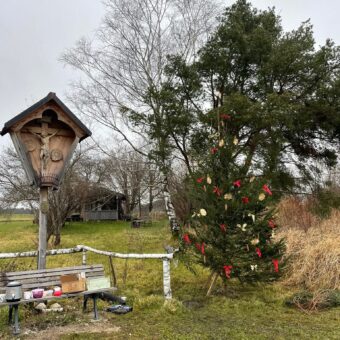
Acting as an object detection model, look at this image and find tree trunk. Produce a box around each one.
[162,174,179,232]
[148,184,153,213]
[53,233,61,246]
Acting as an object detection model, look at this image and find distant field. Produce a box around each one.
[0,213,33,222]
[0,219,339,339]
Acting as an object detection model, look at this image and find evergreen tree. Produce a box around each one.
[162,0,340,193]
[180,109,285,283]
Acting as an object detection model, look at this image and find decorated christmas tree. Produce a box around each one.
[180,109,285,284]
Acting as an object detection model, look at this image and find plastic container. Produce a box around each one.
[32,289,44,299]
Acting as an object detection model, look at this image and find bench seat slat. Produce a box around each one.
[3,265,103,277]
[2,268,104,282]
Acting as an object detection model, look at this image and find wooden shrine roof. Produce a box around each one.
[1,92,91,141]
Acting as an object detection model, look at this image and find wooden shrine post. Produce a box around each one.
[1,92,91,269]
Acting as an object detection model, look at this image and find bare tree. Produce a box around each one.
[0,147,94,246]
[0,148,38,212]
[62,0,221,230]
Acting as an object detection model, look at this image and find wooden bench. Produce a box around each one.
[131,218,152,228]
[0,264,116,335]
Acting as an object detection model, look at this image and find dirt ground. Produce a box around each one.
[21,319,121,340]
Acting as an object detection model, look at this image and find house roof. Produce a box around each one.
[85,185,126,202]
[1,92,92,141]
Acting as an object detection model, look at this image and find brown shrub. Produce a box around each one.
[276,196,319,232]
[278,209,340,292]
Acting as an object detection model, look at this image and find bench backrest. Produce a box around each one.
[0,264,105,294]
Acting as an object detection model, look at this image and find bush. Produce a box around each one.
[278,209,340,292]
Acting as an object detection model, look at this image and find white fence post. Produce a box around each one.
[163,258,172,299]
[82,249,87,265]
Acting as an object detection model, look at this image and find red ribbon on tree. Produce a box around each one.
[220,113,231,120]
[183,233,191,245]
[220,224,226,232]
[262,184,272,196]
[233,180,241,188]
[210,147,218,154]
[272,259,279,272]
[255,248,262,258]
[268,220,276,228]
[242,196,250,204]
[195,242,205,255]
[223,265,233,279]
[196,177,204,183]
[213,186,222,196]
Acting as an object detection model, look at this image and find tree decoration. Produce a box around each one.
[237,223,247,231]
[219,139,225,147]
[258,193,266,201]
[223,265,233,279]
[272,259,279,273]
[262,184,272,196]
[213,186,222,196]
[248,213,255,222]
[250,264,257,271]
[242,196,250,204]
[233,180,241,188]
[207,175,212,184]
[220,114,231,120]
[183,234,191,244]
[224,193,233,200]
[210,147,218,154]
[255,248,262,258]
[196,177,204,183]
[268,220,276,228]
[195,242,205,255]
[220,223,227,232]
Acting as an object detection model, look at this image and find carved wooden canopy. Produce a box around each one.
[1,92,91,188]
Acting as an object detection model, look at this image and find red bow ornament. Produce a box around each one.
[210,147,218,154]
[233,180,241,188]
[213,186,222,196]
[262,184,272,196]
[196,177,204,184]
[220,113,231,120]
[195,242,205,255]
[242,196,250,204]
[220,224,226,232]
[255,248,262,258]
[268,220,276,228]
[223,265,233,279]
[272,259,279,272]
[183,233,191,245]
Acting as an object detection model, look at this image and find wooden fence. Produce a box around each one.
[0,245,174,299]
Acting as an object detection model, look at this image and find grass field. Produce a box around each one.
[0,218,339,339]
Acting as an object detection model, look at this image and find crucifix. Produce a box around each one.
[31,124,59,170]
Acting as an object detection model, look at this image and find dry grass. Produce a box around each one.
[277,198,340,292]
[276,196,319,232]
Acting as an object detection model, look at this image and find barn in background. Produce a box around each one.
[81,187,127,221]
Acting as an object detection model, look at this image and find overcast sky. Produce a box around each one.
[1,0,339,149]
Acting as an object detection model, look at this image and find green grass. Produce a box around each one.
[0,220,339,339]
